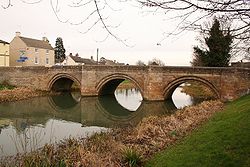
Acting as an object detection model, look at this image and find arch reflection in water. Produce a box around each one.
[115,88,143,111]
[80,95,177,127]
[0,90,178,157]
[48,92,81,111]
[47,90,177,127]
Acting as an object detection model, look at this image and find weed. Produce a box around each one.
[122,147,143,167]
[0,80,15,90]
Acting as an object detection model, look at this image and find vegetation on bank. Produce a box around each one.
[0,100,223,166]
[0,81,15,90]
[117,80,136,89]
[0,87,50,103]
[180,81,216,99]
[146,95,250,167]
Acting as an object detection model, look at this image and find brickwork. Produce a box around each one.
[0,65,249,101]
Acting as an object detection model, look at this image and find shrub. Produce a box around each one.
[122,147,142,167]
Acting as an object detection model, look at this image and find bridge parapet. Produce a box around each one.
[0,66,249,101]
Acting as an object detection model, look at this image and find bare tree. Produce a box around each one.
[136,60,146,66]
[1,0,132,46]
[3,0,249,59]
[138,0,250,59]
[148,57,165,66]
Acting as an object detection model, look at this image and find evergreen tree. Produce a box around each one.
[192,19,233,67]
[55,37,66,63]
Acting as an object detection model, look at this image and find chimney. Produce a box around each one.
[90,56,93,60]
[16,32,21,37]
[42,37,48,42]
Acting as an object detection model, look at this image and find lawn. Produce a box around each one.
[146,95,250,167]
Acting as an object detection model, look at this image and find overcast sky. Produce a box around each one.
[0,0,198,65]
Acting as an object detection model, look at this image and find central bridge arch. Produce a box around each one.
[96,73,144,98]
[164,76,220,100]
[48,73,81,92]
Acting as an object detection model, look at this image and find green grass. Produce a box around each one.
[0,84,15,90]
[146,95,250,167]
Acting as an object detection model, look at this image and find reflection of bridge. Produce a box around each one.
[0,66,249,101]
[0,94,177,130]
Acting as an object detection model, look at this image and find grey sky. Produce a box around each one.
[0,0,197,65]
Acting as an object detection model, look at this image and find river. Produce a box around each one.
[0,87,204,157]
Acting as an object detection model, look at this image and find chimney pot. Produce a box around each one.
[16,32,21,37]
[42,37,48,42]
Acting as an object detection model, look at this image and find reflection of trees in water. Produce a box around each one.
[115,88,141,96]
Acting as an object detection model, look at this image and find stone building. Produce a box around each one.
[0,39,10,66]
[62,53,96,65]
[9,32,54,66]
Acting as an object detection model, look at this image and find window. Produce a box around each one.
[35,57,38,64]
[35,48,38,53]
[46,50,49,54]
[46,58,49,64]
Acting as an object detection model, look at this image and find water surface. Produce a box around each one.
[0,88,199,157]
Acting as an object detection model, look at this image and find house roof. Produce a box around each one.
[0,40,9,44]
[70,55,96,64]
[19,36,53,50]
[0,54,9,56]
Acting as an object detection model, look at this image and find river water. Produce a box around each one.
[0,87,201,157]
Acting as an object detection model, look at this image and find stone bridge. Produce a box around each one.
[0,65,249,101]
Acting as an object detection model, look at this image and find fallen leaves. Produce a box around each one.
[0,87,50,103]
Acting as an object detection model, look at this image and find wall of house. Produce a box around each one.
[26,47,55,66]
[9,37,27,66]
[62,56,79,66]
[10,37,55,66]
[0,43,9,66]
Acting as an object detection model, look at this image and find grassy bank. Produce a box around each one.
[146,95,250,167]
[180,81,215,99]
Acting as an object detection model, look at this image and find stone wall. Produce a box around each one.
[0,65,249,101]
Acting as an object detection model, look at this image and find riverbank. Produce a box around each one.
[146,95,250,166]
[0,99,224,166]
[180,81,216,99]
[0,87,51,103]
[117,80,136,89]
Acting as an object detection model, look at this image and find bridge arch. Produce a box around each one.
[164,76,220,100]
[48,73,81,92]
[96,73,144,98]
